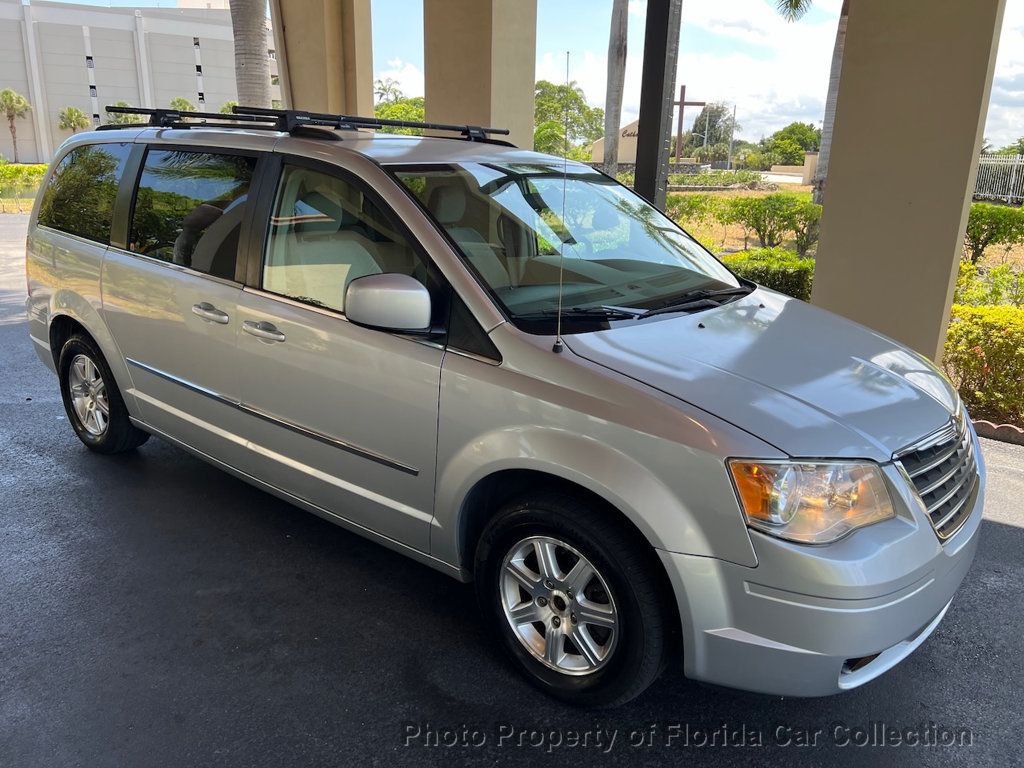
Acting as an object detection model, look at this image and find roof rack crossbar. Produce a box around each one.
[105,105,279,128]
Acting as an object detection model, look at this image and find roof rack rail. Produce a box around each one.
[99,104,515,146]
[233,105,514,145]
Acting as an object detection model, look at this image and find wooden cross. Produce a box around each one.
[674,84,705,165]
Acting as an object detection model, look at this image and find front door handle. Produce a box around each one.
[191,302,229,324]
[242,319,286,343]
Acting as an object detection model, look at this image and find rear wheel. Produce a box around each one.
[475,491,669,707]
[58,334,149,454]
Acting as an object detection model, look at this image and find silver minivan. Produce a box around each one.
[25,107,984,706]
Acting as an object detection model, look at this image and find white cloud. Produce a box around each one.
[377,58,424,99]
[539,0,838,141]
[988,0,1024,146]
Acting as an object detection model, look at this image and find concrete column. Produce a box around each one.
[811,0,1006,361]
[268,0,373,115]
[20,3,51,161]
[133,11,154,109]
[423,0,537,149]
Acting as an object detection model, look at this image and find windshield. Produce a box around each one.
[391,162,741,333]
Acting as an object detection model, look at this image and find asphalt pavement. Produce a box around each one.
[1,213,1022,767]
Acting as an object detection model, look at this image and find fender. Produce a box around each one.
[433,425,725,569]
[49,289,139,415]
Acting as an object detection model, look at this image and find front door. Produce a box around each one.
[232,160,445,553]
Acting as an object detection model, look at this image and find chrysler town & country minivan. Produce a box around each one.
[24,106,984,706]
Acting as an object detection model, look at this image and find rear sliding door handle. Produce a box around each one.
[191,302,229,324]
[242,320,286,343]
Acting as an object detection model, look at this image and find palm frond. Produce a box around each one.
[776,0,812,22]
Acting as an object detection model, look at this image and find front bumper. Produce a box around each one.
[659,455,984,697]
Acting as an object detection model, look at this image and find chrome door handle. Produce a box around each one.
[242,320,286,343]
[191,302,229,324]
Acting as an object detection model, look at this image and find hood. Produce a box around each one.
[564,289,959,461]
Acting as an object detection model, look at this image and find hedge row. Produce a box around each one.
[720,247,815,301]
[0,163,47,196]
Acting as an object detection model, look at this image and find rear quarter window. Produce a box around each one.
[37,143,132,245]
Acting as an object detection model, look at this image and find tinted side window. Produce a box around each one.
[37,143,132,244]
[262,164,429,313]
[130,149,256,281]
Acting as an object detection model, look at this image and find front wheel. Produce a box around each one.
[475,492,669,707]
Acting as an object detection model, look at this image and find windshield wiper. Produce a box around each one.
[516,305,642,322]
[637,285,752,319]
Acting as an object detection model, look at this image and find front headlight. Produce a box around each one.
[728,460,895,544]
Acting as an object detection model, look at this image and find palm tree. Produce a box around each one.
[169,97,197,113]
[374,78,403,105]
[601,0,628,175]
[106,101,143,125]
[0,89,31,163]
[228,0,271,108]
[58,106,90,134]
[776,0,849,205]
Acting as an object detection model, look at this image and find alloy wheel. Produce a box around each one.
[499,535,619,675]
[68,353,109,437]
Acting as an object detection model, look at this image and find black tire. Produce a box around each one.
[58,333,149,454]
[475,491,669,707]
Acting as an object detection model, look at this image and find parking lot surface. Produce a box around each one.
[2,213,1022,767]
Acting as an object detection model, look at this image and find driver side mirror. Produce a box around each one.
[344,273,432,333]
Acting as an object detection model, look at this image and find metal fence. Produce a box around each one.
[975,155,1024,204]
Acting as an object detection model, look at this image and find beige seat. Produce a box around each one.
[427,184,511,289]
[264,190,383,312]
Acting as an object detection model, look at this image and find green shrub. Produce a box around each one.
[719,193,802,248]
[665,193,721,226]
[720,247,815,301]
[963,202,1024,263]
[954,261,1024,307]
[792,199,823,256]
[667,169,760,187]
[943,304,1024,425]
[0,163,47,205]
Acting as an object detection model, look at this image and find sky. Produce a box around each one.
[39,0,1024,146]
[371,0,1024,148]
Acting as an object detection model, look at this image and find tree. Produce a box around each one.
[963,203,1024,264]
[601,0,628,174]
[58,106,90,134]
[995,137,1024,156]
[770,121,821,152]
[169,97,197,112]
[533,120,566,156]
[534,80,604,148]
[228,0,271,108]
[374,77,403,105]
[219,101,239,115]
[104,101,141,125]
[680,102,741,156]
[0,89,31,163]
[374,96,425,135]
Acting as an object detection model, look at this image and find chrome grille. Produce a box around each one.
[897,417,978,541]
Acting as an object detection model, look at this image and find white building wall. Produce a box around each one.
[0,15,40,163]
[0,0,278,163]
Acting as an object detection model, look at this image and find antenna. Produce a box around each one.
[552,50,571,354]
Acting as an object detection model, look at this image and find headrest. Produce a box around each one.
[293,191,359,234]
[428,184,467,225]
